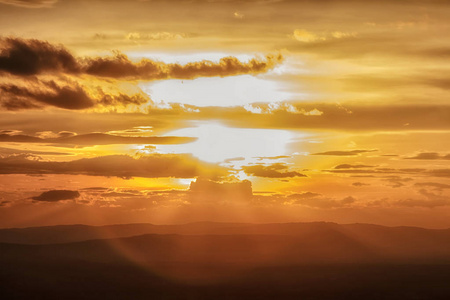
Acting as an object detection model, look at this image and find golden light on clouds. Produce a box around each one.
[3,2,450,299]
[0,0,449,230]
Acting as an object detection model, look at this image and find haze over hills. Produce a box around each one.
[1,222,450,300]
[1,222,450,263]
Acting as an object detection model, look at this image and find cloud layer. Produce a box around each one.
[0,132,196,145]
[32,190,80,202]
[0,154,227,179]
[0,38,283,80]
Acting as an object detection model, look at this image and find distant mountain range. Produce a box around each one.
[1,222,450,264]
[2,222,450,299]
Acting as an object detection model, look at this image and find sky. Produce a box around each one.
[0,0,449,228]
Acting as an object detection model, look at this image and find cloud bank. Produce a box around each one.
[32,190,80,202]
[0,132,196,146]
[0,37,283,80]
[0,154,227,179]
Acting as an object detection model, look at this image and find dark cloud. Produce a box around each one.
[0,37,283,80]
[0,153,227,179]
[32,190,80,202]
[0,80,94,110]
[312,150,377,156]
[0,80,149,110]
[0,0,57,8]
[0,38,78,76]
[405,152,450,160]
[0,132,196,146]
[242,163,306,178]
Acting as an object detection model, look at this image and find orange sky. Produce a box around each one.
[0,0,449,228]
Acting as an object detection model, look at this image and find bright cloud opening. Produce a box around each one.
[156,122,299,163]
[141,75,292,107]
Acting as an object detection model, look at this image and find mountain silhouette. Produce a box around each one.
[1,222,450,300]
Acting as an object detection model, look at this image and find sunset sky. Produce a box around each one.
[0,0,449,228]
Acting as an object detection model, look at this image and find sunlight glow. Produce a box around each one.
[141,75,292,107]
[157,122,297,163]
